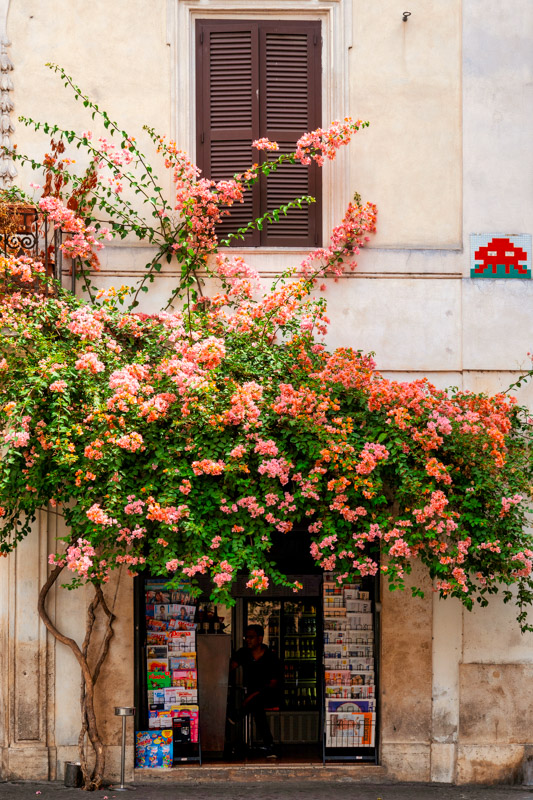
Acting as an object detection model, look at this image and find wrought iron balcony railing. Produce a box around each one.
[0,202,76,293]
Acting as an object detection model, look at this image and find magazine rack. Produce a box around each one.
[321,576,378,764]
[139,578,202,767]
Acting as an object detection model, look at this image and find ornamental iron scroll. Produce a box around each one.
[0,203,65,288]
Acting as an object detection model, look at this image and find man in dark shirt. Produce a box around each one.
[230,624,281,757]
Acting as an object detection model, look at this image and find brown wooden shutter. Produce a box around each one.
[196,21,260,245]
[196,20,321,248]
[260,23,321,246]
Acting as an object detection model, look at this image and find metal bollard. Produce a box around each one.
[114,706,136,792]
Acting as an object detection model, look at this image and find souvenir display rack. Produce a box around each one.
[322,575,377,763]
[135,578,201,768]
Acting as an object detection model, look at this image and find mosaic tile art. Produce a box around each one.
[470,233,531,279]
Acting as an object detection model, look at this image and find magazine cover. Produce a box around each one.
[351,684,375,699]
[163,686,197,705]
[169,654,196,670]
[165,688,198,706]
[147,658,169,673]
[323,657,356,670]
[146,616,168,632]
[172,669,197,689]
[169,705,199,742]
[148,711,172,729]
[147,670,171,690]
[148,688,166,706]
[325,711,375,747]
[167,618,196,632]
[351,657,374,670]
[354,632,374,643]
[325,670,351,686]
[327,699,376,713]
[147,632,168,646]
[167,630,196,652]
[146,589,171,604]
[325,684,375,700]
[346,612,373,631]
[147,645,168,659]
[169,586,195,605]
[146,604,172,621]
[135,729,173,768]
[346,600,372,613]
[350,671,374,686]
[167,604,196,622]
[149,706,199,741]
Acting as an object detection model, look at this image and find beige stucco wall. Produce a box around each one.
[0,512,135,782]
[0,0,532,786]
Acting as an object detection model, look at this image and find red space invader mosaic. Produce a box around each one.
[473,237,529,277]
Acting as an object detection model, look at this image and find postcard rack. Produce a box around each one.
[322,576,377,763]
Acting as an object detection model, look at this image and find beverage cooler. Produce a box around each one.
[245,599,321,745]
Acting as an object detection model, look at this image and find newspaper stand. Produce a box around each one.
[321,575,378,764]
[136,578,202,768]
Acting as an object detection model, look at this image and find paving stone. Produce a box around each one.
[0,782,532,800]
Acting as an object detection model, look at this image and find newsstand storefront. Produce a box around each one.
[133,539,380,770]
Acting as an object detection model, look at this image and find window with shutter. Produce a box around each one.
[196,20,322,247]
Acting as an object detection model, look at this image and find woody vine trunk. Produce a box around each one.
[38,562,116,791]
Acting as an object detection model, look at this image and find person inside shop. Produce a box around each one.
[229,624,282,758]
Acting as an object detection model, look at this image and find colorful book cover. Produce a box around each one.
[148,711,172,729]
[147,658,169,673]
[146,616,168,632]
[171,669,197,689]
[148,708,199,742]
[147,632,168,646]
[147,670,171,690]
[135,729,173,768]
[147,645,168,659]
[169,705,199,742]
[169,654,196,671]
[149,688,165,706]
[147,690,164,708]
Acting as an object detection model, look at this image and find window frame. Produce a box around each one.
[195,18,322,248]
[168,0,353,253]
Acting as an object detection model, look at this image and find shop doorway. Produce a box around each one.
[134,569,378,767]
[226,592,323,763]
